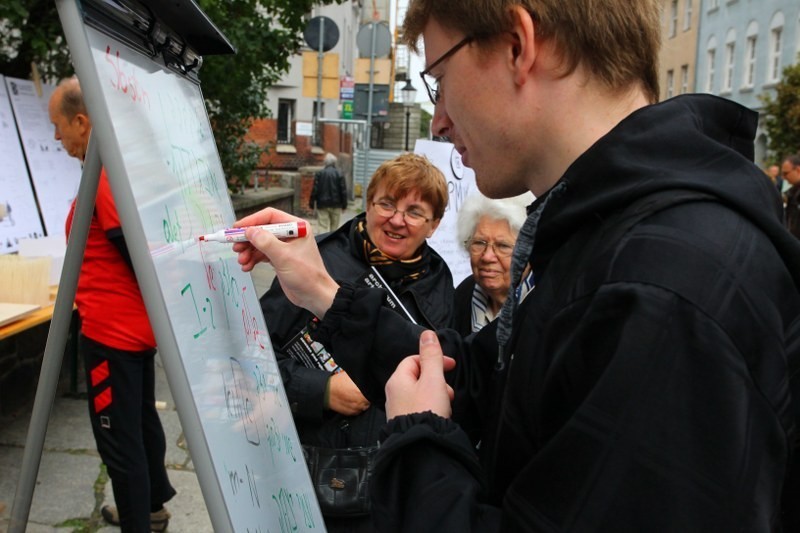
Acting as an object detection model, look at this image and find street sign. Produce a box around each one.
[356,22,391,58]
[353,84,389,121]
[340,75,354,119]
[303,16,339,52]
[341,101,353,119]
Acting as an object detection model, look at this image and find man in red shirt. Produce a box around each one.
[49,76,175,532]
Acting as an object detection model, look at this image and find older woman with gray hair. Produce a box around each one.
[454,191,534,336]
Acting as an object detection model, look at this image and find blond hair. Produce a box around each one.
[402,0,661,103]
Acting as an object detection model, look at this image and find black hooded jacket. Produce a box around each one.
[310,95,800,531]
[260,213,454,448]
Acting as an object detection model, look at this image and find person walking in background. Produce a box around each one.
[310,152,348,234]
[48,76,174,532]
[453,191,532,336]
[767,163,784,195]
[783,154,800,238]
[261,153,453,531]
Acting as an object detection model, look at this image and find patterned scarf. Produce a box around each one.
[351,217,430,284]
[495,181,567,369]
[470,283,493,333]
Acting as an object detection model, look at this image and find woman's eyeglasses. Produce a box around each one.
[372,201,432,227]
[465,239,514,258]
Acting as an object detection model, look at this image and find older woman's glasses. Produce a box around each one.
[372,201,432,227]
[466,239,515,258]
[419,36,474,105]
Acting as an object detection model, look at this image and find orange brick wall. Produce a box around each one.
[244,119,352,172]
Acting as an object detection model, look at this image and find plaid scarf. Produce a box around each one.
[351,217,430,284]
[495,181,566,369]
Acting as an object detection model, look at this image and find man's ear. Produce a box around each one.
[74,113,92,134]
[507,5,537,87]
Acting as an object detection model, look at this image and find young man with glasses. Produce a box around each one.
[235,1,800,530]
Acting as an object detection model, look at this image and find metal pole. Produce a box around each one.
[314,17,325,147]
[404,108,410,151]
[9,137,101,533]
[363,22,378,211]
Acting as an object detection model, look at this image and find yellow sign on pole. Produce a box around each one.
[302,51,340,99]
[354,58,392,84]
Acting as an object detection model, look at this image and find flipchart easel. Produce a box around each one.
[11,1,325,531]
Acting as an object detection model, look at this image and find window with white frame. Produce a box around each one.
[706,37,717,93]
[708,0,719,10]
[743,22,758,89]
[723,30,736,93]
[768,12,785,83]
[669,0,678,37]
[680,65,689,94]
[683,0,693,31]
[666,69,674,98]
[277,99,295,143]
[796,13,800,63]
[723,43,734,92]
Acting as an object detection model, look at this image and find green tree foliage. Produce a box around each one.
[761,59,800,162]
[196,0,343,190]
[0,0,343,190]
[0,1,74,80]
[419,107,432,140]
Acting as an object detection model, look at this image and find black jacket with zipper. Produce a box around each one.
[260,213,454,448]
[310,95,800,532]
[310,165,348,210]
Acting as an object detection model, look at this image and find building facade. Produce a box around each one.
[251,1,400,167]
[695,0,800,164]
[660,0,702,101]
[261,2,365,164]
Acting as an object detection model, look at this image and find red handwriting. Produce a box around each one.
[105,46,150,107]
[241,286,265,350]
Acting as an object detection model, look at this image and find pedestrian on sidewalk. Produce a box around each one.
[782,154,800,239]
[48,76,175,533]
[310,153,348,234]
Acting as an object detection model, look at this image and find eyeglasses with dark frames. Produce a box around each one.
[419,36,474,106]
[371,201,432,226]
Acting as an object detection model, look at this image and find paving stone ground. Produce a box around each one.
[0,201,360,532]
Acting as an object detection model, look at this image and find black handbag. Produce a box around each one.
[302,444,377,517]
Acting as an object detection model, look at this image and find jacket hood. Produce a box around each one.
[530,94,800,287]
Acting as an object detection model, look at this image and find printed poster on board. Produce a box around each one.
[414,139,477,287]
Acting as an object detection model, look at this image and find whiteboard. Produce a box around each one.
[415,140,476,286]
[62,18,324,533]
[0,75,45,253]
[4,77,82,237]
